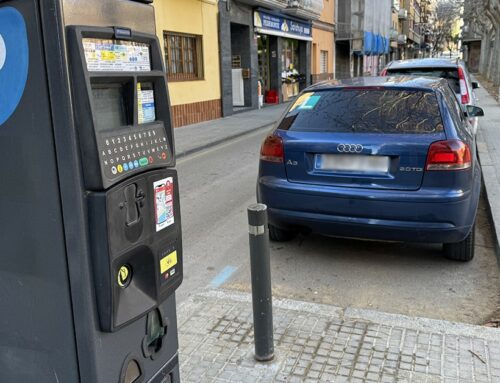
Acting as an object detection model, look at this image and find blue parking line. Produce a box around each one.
[210,265,237,288]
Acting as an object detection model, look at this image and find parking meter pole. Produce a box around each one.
[247,203,274,362]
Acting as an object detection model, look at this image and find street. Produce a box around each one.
[176,127,500,326]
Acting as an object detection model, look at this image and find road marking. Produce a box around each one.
[210,265,238,288]
[177,127,269,165]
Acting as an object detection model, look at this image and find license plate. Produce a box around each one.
[315,154,390,174]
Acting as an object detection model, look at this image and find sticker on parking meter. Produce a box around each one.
[159,248,177,284]
[138,83,156,124]
[82,38,151,72]
[153,177,174,232]
[0,7,29,126]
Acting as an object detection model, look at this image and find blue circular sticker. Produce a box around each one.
[0,7,29,126]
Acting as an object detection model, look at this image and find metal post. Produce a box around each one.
[247,203,274,362]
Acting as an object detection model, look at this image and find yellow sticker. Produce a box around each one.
[160,251,177,274]
[101,50,115,61]
[289,92,314,112]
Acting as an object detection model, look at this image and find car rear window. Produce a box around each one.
[386,67,459,93]
[279,89,444,134]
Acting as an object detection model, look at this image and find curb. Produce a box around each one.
[180,289,500,342]
[174,122,275,160]
[477,140,500,262]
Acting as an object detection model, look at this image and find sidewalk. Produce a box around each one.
[475,79,500,256]
[178,290,500,382]
[173,103,289,158]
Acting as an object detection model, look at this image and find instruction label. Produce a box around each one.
[153,177,174,232]
[138,83,156,124]
[159,249,178,284]
[83,38,151,72]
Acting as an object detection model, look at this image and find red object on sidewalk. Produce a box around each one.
[265,90,279,104]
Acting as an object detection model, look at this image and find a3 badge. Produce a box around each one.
[0,7,29,126]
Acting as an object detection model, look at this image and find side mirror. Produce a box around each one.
[471,81,480,89]
[466,105,484,117]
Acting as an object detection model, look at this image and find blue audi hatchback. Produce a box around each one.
[257,76,484,261]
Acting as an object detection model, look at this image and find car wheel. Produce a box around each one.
[268,224,296,242]
[443,224,475,262]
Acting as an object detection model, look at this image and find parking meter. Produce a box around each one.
[0,1,183,382]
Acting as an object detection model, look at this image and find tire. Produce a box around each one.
[268,224,296,242]
[443,224,475,262]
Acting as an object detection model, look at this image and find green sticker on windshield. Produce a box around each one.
[298,95,321,110]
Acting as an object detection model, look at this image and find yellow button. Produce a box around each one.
[117,164,123,173]
[117,265,131,288]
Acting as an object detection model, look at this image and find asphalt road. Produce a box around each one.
[175,128,500,325]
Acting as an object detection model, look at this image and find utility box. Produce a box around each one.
[0,1,183,382]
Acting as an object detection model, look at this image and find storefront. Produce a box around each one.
[218,2,313,117]
[254,10,312,104]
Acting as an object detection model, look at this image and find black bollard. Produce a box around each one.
[247,203,274,362]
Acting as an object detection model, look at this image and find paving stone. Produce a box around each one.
[178,290,500,383]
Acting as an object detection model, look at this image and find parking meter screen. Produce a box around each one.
[92,85,127,132]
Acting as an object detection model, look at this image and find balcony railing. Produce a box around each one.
[409,29,421,44]
[335,22,352,40]
[390,29,399,41]
[398,9,408,19]
[285,0,323,20]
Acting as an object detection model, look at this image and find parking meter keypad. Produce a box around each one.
[99,126,171,179]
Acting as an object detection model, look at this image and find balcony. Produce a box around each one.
[235,0,288,10]
[408,29,421,45]
[335,22,352,40]
[284,0,323,20]
[390,28,399,41]
[398,9,408,19]
[397,34,407,44]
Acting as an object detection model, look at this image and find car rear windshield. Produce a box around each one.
[386,67,460,93]
[278,89,444,134]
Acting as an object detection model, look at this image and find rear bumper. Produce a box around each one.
[258,176,480,244]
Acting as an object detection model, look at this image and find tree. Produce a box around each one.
[433,0,463,56]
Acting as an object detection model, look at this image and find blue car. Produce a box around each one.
[257,76,484,261]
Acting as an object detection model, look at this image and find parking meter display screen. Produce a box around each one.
[83,38,151,72]
[92,85,127,132]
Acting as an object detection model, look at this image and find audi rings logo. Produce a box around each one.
[337,144,363,153]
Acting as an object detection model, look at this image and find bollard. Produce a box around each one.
[247,203,274,362]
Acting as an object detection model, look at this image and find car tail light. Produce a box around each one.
[458,66,470,104]
[260,135,284,163]
[380,68,388,76]
[426,140,471,171]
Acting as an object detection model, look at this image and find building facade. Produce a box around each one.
[335,0,391,79]
[400,0,422,59]
[154,0,222,127]
[311,0,335,83]
[218,0,323,117]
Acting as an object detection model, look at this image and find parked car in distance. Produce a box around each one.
[380,58,480,133]
[257,76,484,261]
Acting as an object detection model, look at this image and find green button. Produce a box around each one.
[139,157,148,167]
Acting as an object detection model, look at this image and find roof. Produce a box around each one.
[306,76,448,92]
[386,58,462,69]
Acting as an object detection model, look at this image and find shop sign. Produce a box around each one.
[254,11,312,41]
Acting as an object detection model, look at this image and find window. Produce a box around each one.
[163,32,203,81]
[320,51,328,74]
[281,39,299,71]
[279,89,444,134]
